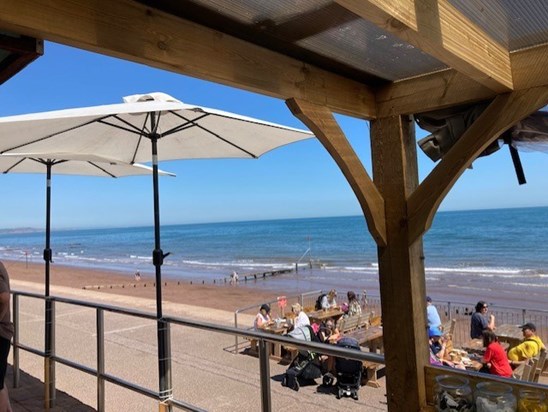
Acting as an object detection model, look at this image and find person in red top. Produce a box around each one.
[481,330,512,378]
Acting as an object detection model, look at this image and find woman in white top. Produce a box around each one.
[254,304,272,330]
[291,303,310,329]
[321,289,338,309]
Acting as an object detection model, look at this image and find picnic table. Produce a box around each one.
[306,308,344,323]
[495,324,523,349]
[344,326,384,353]
[262,322,289,359]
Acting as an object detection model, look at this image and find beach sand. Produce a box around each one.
[4,259,287,313]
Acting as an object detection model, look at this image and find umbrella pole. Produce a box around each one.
[44,162,56,408]
[150,123,173,407]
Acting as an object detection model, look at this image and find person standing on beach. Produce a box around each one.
[0,262,13,412]
[426,296,441,329]
[470,301,495,339]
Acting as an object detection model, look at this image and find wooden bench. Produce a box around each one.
[362,360,385,388]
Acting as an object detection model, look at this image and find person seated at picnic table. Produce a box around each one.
[428,326,465,370]
[320,289,338,310]
[254,304,273,330]
[480,330,513,378]
[289,303,310,330]
[426,296,441,329]
[507,322,546,367]
[318,319,340,344]
[470,300,495,339]
[344,291,362,318]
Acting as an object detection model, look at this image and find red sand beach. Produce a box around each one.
[4,259,288,313]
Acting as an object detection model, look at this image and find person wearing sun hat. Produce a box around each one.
[507,322,545,366]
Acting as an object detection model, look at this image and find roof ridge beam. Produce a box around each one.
[335,0,513,92]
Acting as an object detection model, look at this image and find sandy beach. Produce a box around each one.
[4,259,288,313]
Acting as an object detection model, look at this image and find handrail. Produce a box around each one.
[11,289,383,411]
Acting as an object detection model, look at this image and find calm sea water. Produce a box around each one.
[1,207,547,308]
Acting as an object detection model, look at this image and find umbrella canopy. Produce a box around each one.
[0,153,174,297]
[0,93,313,401]
[0,92,312,162]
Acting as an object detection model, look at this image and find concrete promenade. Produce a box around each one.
[7,279,388,411]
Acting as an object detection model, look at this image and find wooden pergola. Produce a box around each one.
[1,1,547,410]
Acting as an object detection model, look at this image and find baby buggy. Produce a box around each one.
[281,325,322,391]
[323,336,362,400]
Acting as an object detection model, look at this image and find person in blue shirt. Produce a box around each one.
[426,296,441,328]
[470,301,495,339]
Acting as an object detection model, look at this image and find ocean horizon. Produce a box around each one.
[1,206,547,309]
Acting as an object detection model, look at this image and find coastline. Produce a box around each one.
[3,259,288,313]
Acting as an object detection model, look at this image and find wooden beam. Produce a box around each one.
[286,98,387,246]
[407,86,548,243]
[370,115,428,410]
[0,35,43,85]
[376,44,548,117]
[0,0,376,119]
[335,0,512,92]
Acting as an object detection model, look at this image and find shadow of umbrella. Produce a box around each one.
[0,92,314,403]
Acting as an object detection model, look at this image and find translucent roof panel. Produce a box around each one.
[189,0,448,81]
[451,0,548,51]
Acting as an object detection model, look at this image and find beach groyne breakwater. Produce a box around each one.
[82,267,294,290]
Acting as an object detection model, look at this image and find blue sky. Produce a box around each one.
[0,42,546,230]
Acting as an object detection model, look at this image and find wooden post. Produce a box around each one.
[370,115,429,410]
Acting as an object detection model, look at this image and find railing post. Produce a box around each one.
[44,298,56,409]
[12,294,19,388]
[234,311,239,354]
[448,301,452,320]
[522,309,526,325]
[97,309,105,412]
[258,339,271,412]
[158,319,172,411]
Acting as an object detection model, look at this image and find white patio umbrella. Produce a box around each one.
[0,92,314,317]
[0,152,174,406]
[0,153,174,297]
[0,93,313,402]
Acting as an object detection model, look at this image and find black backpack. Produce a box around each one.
[315,293,326,310]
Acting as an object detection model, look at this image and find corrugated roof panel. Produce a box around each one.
[451,0,548,51]
[296,19,447,81]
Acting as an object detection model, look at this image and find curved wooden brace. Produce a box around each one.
[407,86,548,244]
[286,98,387,246]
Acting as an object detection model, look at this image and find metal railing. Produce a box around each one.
[11,290,383,412]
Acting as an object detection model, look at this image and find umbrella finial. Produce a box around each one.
[123,92,182,104]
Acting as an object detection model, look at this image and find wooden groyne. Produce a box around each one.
[82,268,294,290]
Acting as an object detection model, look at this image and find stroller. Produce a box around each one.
[281,325,322,391]
[323,336,362,400]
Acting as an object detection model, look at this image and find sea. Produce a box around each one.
[0,206,547,310]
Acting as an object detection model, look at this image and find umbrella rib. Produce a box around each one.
[87,161,118,178]
[168,111,258,158]
[1,115,118,154]
[99,116,150,136]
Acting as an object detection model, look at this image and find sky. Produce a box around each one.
[0,42,546,230]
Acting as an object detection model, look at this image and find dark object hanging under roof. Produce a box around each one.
[416,103,548,185]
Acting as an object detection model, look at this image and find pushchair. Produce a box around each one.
[281,325,322,391]
[323,336,362,400]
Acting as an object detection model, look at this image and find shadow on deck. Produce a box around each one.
[6,365,95,412]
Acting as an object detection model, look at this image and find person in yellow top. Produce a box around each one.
[507,322,545,366]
